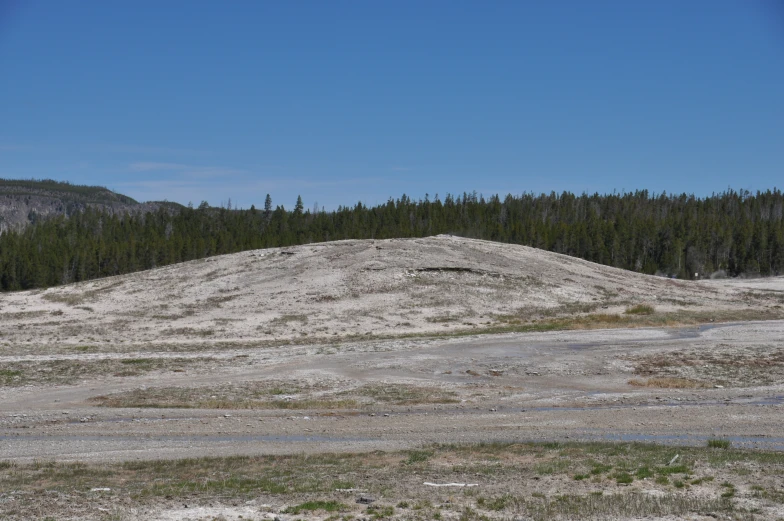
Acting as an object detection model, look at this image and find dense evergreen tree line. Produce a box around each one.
[1,189,783,291]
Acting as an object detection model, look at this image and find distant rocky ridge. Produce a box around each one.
[0,179,180,233]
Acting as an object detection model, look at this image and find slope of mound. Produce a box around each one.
[0,235,779,349]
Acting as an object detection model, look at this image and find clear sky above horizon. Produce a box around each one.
[1,1,782,210]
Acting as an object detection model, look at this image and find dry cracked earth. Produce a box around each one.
[1,236,783,520]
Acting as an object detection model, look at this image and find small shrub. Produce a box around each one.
[404,450,432,464]
[332,480,355,490]
[636,466,653,479]
[657,464,691,476]
[486,496,508,511]
[615,472,634,484]
[707,439,731,449]
[625,304,655,315]
[366,505,394,519]
[283,501,347,515]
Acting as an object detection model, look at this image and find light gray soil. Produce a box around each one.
[2,320,783,463]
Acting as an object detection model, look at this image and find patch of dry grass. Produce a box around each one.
[347,384,459,406]
[629,345,784,388]
[91,390,358,410]
[480,308,784,337]
[0,357,216,387]
[90,382,460,410]
[628,377,708,389]
[625,304,655,315]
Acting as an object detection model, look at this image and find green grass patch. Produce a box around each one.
[366,505,395,519]
[404,450,433,465]
[625,304,655,315]
[707,439,732,449]
[0,369,23,383]
[590,463,613,475]
[657,464,691,476]
[283,500,348,514]
[635,466,654,479]
[484,495,509,511]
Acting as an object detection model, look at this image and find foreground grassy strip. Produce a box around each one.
[2,442,782,520]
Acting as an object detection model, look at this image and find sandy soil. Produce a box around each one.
[2,236,784,520]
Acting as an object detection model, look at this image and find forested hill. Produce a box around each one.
[1,189,782,291]
[0,178,179,234]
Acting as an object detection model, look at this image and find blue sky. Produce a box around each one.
[1,1,782,210]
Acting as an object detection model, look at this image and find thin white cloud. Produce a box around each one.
[0,144,30,152]
[129,162,189,172]
[182,166,248,178]
[282,177,386,188]
[116,180,201,189]
[128,162,248,178]
[98,143,208,156]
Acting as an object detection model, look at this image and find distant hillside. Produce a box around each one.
[0,178,180,233]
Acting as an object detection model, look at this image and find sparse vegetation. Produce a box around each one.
[283,501,348,514]
[89,381,462,409]
[629,344,784,388]
[625,304,655,315]
[2,441,779,520]
[404,450,433,464]
[628,377,708,389]
[0,357,214,387]
[708,439,732,449]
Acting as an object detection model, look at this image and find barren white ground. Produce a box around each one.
[2,235,781,349]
